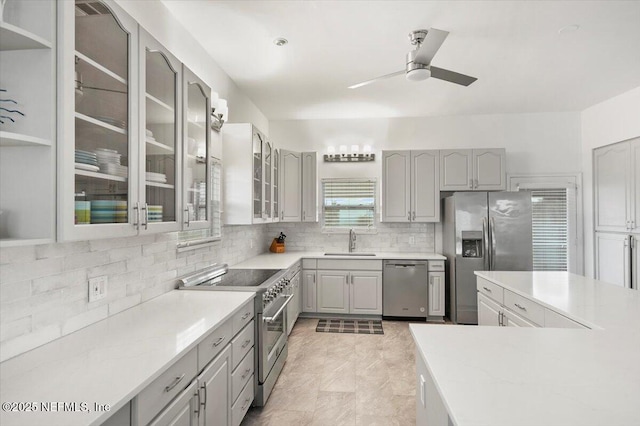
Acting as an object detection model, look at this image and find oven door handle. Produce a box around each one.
[263,294,294,323]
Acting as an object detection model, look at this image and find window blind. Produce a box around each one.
[531,188,568,271]
[322,179,376,228]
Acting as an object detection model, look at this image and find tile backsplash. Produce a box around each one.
[267,222,436,253]
[0,225,270,362]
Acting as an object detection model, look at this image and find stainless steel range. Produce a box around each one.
[178,264,296,406]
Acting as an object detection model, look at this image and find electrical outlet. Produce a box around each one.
[88,276,107,303]
[409,236,416,245]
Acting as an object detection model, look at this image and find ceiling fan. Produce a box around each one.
[348,28,477,89]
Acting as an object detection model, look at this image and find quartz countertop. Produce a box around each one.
[230,251,446,270]
[0,290,255,426]
[410,272,640,426]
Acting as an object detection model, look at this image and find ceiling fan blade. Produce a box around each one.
[348,70,405,89]
[430,66,477,86]
[413,28,449,65]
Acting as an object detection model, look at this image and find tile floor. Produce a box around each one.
[241,318,418,426]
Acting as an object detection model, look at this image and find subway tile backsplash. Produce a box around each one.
[0,225,270,361]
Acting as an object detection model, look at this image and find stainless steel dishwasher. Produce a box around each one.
[383,260,428,318]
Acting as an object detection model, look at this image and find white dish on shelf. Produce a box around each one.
[75,163,100,172]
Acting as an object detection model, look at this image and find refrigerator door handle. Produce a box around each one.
[482,217,490,270]
[490,217,497,270]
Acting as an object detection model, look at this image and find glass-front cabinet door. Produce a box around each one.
[273,148,280,222]
[252,129,263,221]
[264,140,273,220]
[59,0,139,240]
[182,66,211,230]
[139,30,181,233]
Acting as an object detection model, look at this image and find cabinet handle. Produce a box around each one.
[241,312,251,320]
[303,211,306,221]
[194,384,201,415]
[241,368,251,380]
[429,276,433,285]
[184,208,190,227]
[408,211,411,221]
[412,211,416,221]
[212,336,226,347]
[281,211,284,220]
[241,398,251,411]
[498,311,503,326]
[241,339,251,349]
[474,179,478,189]
[514,303,527,311]
[164,373,185,392]
[141,203,148,230]
[482,286,492,292]
[133,202,140,230]
[201,382,207,409]
[469,179,473,189]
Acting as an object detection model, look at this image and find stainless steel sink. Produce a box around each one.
[324,252,376,256]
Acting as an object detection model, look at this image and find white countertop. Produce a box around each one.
[410,272,640,426]
[230,251,446,270]
[0,290,255,426]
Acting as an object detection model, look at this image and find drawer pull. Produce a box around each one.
[241,339,251,349]
[164,373,185,393]
[514,303,527,311]
[241,312,251,320]
[241,398,251,411]
[482,286,492,292]
[241,368,251,380]
[212,336,226,347]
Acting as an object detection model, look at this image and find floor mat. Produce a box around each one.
[315,319,384,334]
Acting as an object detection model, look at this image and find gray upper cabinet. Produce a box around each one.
[280,149,302,222]
[440,148,506,191]
[594,140,635,233]
[382,150,439,222]
[302,152,317,222]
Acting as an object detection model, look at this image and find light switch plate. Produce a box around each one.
[88,276,107,302]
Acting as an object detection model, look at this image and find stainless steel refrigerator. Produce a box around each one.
[443,192,532,324]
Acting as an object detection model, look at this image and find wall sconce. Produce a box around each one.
[324,144,375,162]
[211,96,228,132]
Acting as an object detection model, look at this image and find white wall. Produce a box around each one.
[115,0,268,133]
[270,112,582,182]
[581,86,640,277]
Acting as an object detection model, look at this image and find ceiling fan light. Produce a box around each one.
[406,67,431,82]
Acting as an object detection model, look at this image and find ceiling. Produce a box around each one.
[161,1,640,121]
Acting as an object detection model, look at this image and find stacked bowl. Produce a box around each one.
[91,200,127,224]
[147,205,163,223]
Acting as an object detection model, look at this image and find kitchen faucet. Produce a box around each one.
[349,228,357,252]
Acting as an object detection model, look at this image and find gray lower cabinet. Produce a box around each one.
[130,300,255,426]
[302,269,317,313]
[416,349,451,426]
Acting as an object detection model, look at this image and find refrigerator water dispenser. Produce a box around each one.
[461,231,483,258]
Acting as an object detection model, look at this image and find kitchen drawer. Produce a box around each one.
[134,347,197,426]
[302,259,317,269]
[231,375,254,426]
[232,299,255,335]
[198,318,233,371]
[317,259,382,271]
[504,290,544,326]
[545,308,588,329]
[477,277,504,304]
[428,260,445,271]
[231,348,254,403]
[231,320,254,369]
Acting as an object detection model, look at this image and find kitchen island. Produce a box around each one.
[0,290,255,426]
[410,271,640,426]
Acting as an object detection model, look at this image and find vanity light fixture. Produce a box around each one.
[324,144,375,163]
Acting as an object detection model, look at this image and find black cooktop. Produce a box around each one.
[201,269,281,287]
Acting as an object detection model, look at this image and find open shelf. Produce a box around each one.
[146,181,174,189]
[0,22,52,51]
[75,169,127,182]
[0,131,51,147]
[146,139,174,155]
